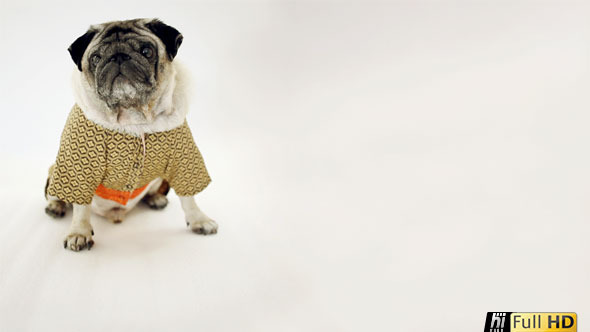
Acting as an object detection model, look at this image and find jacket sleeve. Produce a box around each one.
[167,123,211,196]
[46,107,106,205]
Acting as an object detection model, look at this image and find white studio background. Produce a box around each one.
[1,0,590,331]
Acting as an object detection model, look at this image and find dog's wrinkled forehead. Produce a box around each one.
[101,26,136,41]
[68,18,183,71]
[92,19,146,43]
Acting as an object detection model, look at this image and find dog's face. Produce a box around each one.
[68,19,183,119]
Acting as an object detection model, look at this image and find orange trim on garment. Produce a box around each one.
[94,183,149,205]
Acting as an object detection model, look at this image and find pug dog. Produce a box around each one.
[44,18,217,251]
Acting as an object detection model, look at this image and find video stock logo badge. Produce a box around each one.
[484,312,576,332]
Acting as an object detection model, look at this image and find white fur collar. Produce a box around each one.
[71,62,191,137]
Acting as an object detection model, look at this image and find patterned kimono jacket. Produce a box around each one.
[47,105,211,205]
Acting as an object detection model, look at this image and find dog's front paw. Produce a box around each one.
[63,231,94,251]
[187,216,218,235]
[45,200,66,218]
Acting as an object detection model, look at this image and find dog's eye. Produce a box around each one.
[141,47,154,58]
[91,55,101,65]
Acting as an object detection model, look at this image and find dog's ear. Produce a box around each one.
[68,29,97,71]
[145,19,183,60]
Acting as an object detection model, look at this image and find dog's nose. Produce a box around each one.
[109,53,131,64]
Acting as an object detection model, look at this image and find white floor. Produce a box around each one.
[1,1,590,331]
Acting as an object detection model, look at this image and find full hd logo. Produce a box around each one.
[483,312,577,332]
[485,312,509,332]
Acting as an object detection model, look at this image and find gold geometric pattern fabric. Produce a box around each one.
[47,105,211,205]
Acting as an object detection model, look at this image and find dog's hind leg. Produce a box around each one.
[142,178,169,210]
[46,197,67,218]
[104,207,126,224]
[45,165,67,218]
